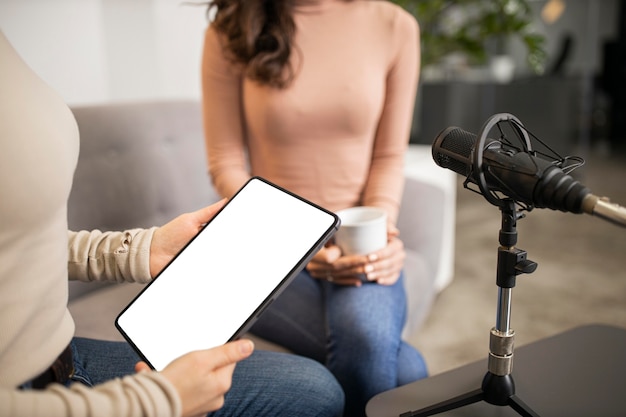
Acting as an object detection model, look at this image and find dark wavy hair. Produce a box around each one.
[207,0,297,88]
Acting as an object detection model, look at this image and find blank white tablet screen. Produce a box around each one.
[116,177,338,371]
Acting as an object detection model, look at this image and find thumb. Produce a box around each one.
[207,339,255,369]
[315,245,342,263]
[194,199,227,225]
[135,361,152,373]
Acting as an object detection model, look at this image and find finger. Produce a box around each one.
[206,339,255,370]
[376,268,402,286]
[324,245,342,262]
[306,264,330,280]
[326,276,363,287]
[305,262,363,286]
[193,199,228,225]
[365,260,393,283]
[370,251,405,285]
[307,264,344,282]
[135,361,151,373]
[332,253,370,269]
[387,223,400,238]
[362,237,404,269]
[339,239,404,283]
[310,244,342,263]
[307,247,342,276]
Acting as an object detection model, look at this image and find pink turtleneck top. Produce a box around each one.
[202,0,420,224]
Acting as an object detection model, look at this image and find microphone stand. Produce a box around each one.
[401,199,540,417]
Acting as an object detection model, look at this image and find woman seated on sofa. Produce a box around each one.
[0,30,344,417]
[201,1,428,415]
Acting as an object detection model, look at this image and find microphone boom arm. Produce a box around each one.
[582,195,626,228]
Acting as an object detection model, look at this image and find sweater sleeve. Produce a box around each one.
[67,228,156,284]
[1,372,181,417]
[201,26,252,199]
[361,7,420,224]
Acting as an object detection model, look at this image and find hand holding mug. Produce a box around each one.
[307,207,405,286]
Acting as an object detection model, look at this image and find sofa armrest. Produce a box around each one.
[398,145,457,337]
[401,145,456,292]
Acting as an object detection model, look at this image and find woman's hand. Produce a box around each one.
[307,225,406,286]
[135,339,254,417]
[149,199,227,278]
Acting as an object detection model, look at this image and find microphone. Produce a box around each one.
[432,126,626,228]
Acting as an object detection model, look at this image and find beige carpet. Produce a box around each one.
[409,149,626,376]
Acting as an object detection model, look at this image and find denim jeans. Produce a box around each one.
[250,270,428,417]
[66,337,344,416]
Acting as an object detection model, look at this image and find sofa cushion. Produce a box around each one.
[68,101,220,232]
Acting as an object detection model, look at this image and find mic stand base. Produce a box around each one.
[399,373,539,417]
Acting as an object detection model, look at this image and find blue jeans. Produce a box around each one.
[250,270,428,417]
[67,337,344,416]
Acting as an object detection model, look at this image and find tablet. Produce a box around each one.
[115,177,340,371]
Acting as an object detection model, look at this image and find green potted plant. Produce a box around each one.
[390,0,547,75]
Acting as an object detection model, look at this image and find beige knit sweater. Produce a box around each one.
[0,31,181,417]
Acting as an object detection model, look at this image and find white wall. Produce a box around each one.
[2,0,618,105]
[0,0,209,105]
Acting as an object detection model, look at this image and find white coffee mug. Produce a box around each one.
[334,206,387,256]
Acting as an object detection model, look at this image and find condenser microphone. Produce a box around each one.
[432,126,626,228]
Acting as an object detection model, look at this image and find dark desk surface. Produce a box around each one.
[366,324,626,417]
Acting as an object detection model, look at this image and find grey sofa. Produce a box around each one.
[67,100,455,346]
